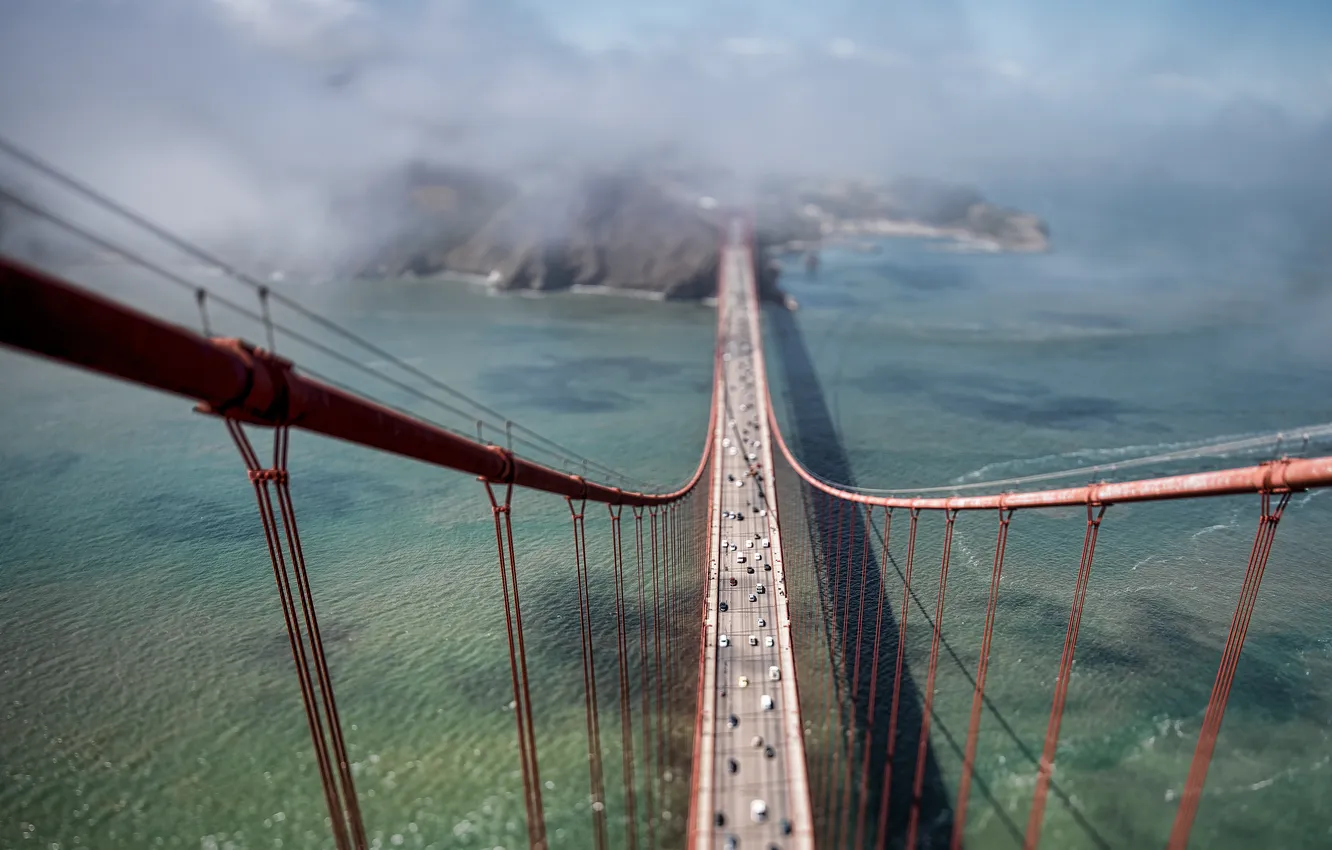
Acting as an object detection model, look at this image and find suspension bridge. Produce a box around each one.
[3,193,1332,850]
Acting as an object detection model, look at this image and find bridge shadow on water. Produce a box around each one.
[766,306,957,849]
[766,307,1116,850]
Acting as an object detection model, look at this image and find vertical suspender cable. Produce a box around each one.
[1023,504,1108,850]
[269,427,368,850]
[854,507,892,850]
[1166,490,1291,850]
[663,503,676,783]
[633,506,658,850]
[951,507,1014,850]
[567,497,609,850]
[483,479,548,850]
[608,504,640,850]
[650,506,667,820]
[820,495,848,833]
[876,507,920,850]
[836,503,875,848]
[807,489,824,809]
[906,509,958,850]
[228,421,365,850]
[830,495,859,841]
[810,490,832,827]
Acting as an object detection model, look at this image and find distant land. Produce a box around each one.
[0,162,1047,306]
[0,161,1047,305]
[755,175,1050,256]
[354,164,1050,307]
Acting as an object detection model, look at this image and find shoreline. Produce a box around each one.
[770,217,1049,255]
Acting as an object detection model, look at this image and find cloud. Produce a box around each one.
[828,38,858,59]
[0,0,1329,272]
[210,0,367,52]
[722,37,791,57]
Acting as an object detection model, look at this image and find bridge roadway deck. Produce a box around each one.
[691,228,813,849]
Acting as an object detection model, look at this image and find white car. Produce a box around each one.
[768,666,781,681]
[751,799,768,824]
[736,554,746,564]
[719,634,730,647]
[746,540,755,549]
[748,635,758,646]
[756,584,766,594]
[765,636,775,647]
[762,538,770,548]
[760,695,774,711]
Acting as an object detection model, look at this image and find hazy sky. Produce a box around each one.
[1,0,1330,259]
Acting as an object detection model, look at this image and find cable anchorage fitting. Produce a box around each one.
[197,338,301,426]
[1257,457,1294,494]
[484,445,517,485]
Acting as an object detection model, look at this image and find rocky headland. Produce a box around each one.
[757,176,1049,255]
[354,164,1048,305]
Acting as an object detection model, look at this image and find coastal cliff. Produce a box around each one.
[359,166,788,303]
[757,176,1050,254]
[354,166,1047,302]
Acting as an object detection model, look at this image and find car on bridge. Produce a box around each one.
[751,799,768,824]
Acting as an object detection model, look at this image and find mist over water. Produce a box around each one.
[3,1,1332,275]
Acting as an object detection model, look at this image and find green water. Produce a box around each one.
[3,179,1332,849]
[0,267,713,850]
[765,178,1332,849]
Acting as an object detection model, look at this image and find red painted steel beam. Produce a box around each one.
[0,256,713,505]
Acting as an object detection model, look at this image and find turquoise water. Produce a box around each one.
[766,178,1332,849]
[3,178,1332,849]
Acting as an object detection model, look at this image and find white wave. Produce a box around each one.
[568,284,668,301]
[1295,489,1327,508]
[1190,523,1233,540]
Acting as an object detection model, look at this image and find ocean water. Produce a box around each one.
[2,177,1331,849]
[766,177,1332,849]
